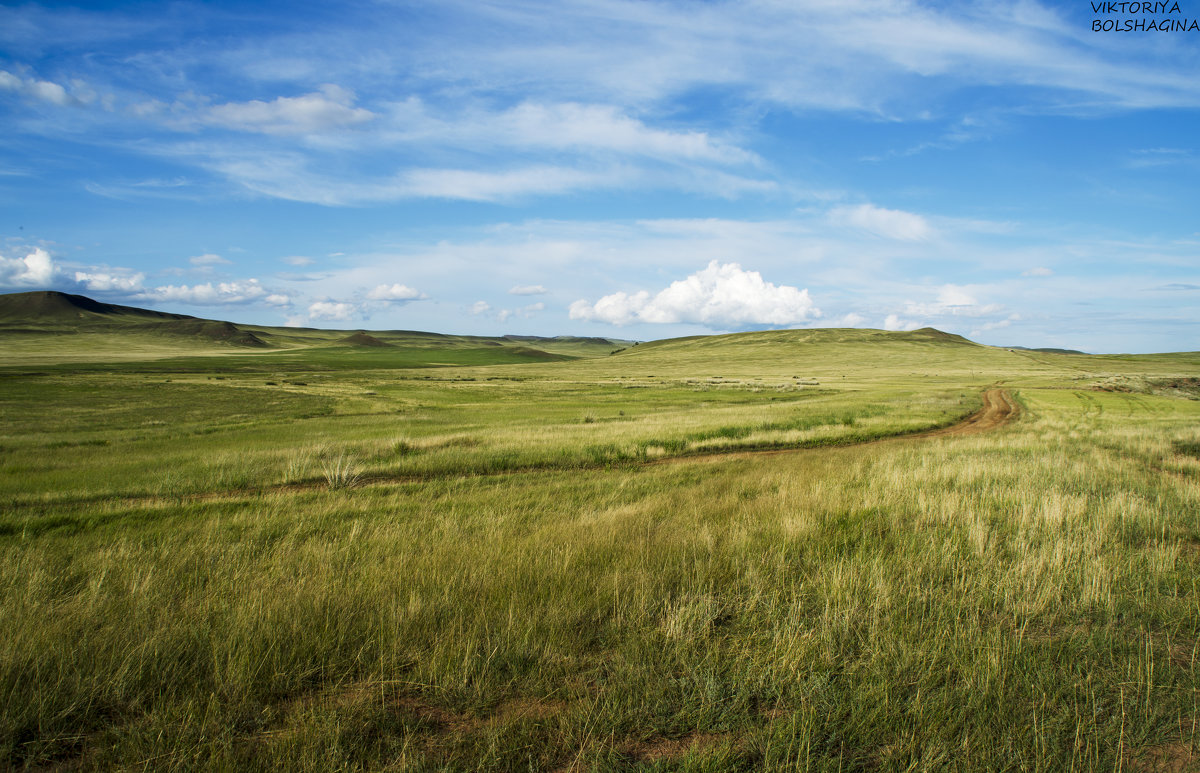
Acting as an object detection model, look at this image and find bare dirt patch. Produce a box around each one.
[1128,743,1200,772]
[626,731,730,762]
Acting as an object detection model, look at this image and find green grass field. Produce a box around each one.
[2,292,1200,770]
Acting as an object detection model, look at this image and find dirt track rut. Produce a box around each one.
[908,388,1018,439]
[660,388,1019,466]
[79,389,1020,506]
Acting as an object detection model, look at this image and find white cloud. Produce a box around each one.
[472,299,544,321]
[509,284,547,296]
[201,84,374,135]
[971,314,1021,337]
[142,279,271,305]
[399,165,627,202]
[308,301,356,321]
[189,253,230,267]
[19,248,54,284]
[1022,266,1053,277]
[829,204,933,241]
[569,260,820,328]
[465,101,757,165]
[902,284,1004,319]
[0,248,56,286]
[28,79,71,106]
[74,270,145,292]
[883,314,920,331]
[264,294,291,306]
[282,255,315,266]
[193,148,634,204]
[0,70,77,106]
[366,283,424,301]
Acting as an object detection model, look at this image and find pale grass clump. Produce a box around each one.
[319,452,361,490]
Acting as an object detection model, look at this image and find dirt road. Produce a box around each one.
[134,389,1021,503]
[910,388,1019,439]
[659,388,1019,466]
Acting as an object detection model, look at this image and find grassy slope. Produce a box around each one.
[2,315,1200,770]
[0,291,628,366]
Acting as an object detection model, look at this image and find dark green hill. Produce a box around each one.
[0,291,266,348]
[0,291,606,365]
[337,332,391,347]
[0,290,190,322]
[151,319,269,347]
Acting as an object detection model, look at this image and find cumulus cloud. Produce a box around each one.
[569,260,820,328]
[1022,266,1053,277]
[0,248,56,286]
[201,84,374,135]
[470,301,491,315]
[74,271,145,292]
[509,284,547,296]
[366,283,424,301]
[829,204,933,241]
[308,301,357,321]
[883,314,921,331]
[142,279,272,305]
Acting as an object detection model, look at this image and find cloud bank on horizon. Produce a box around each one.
[1,0,1198,352]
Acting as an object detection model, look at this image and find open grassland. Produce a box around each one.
[2,324,1200,770]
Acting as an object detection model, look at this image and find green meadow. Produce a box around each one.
[2,292,1200,770]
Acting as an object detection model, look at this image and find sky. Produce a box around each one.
[1,0,1198,353]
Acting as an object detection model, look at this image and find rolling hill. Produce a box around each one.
[0,291,629,367]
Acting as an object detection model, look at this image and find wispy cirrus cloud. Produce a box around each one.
[828,203,934,241]
[0,69,76,106]
[903,285,1003,319]
[193,85,375,135]
[189,253,231,267]
[509,284,547,296]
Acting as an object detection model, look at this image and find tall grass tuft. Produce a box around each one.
[320,453,360,490]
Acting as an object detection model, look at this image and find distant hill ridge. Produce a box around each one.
[337,331,391,347]
[0,291,635,358]
[0,290,267,347]
[2,290,1074,357]
[0,290,191,322]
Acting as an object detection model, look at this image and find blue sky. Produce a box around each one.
[1,0,1198,352]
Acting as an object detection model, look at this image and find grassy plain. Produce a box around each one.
[2,302,1200,770]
